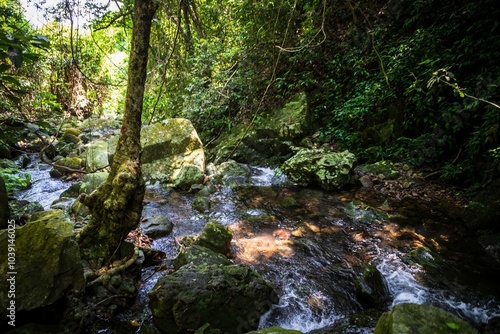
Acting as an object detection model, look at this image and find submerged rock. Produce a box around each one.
[374,303,479,334]
[281,149,356,190]
[148,263,277,334]
[0,210,85,314]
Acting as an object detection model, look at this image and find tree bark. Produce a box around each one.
[77,0,158,264]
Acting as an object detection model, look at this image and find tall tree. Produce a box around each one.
[77,0,158,264]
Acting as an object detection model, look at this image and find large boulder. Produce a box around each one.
[0,176,8,229]
[148,263,277,334]
[79,172,109,195]
[0,210,85,314]
[374,303,479,334]
[109,118,205,186]
[281,149,356,190]
[85,140,109,171]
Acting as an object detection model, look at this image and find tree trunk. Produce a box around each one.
[77,0,158,264]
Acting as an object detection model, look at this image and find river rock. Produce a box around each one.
[148,263,277,334]
[0,177,8,229]
[51,157,85,178]
[374,303,479,334]
[193,221,233,255]
[210,160,251,187]
[355,265,391,310]
[8,200,44,224]
[281,149,356,190]
[108,118,205,187]
[173,164,205,190]
[85,140,109,171]
[62,128,82,144]
[0,210,85,314]
[174,244,232,269]
[141,215,173,238]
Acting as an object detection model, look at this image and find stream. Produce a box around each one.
[14,161,500,333]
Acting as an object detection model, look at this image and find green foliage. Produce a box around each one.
[0,0,50,108]
[0,168,31,195]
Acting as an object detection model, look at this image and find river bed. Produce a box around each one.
[13,161,500,333]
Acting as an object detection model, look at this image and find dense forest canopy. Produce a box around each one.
[1,0,499,186]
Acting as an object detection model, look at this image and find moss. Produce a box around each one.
[56,157,84,169]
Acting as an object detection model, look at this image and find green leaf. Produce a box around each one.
[446,322,460,331]
[459,91,465,98]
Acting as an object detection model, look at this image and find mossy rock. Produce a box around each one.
[55,157,84,170]
[374,303,479,334]
[62,127,82,139]
[0,210,85,314]
[108,118,205,186]
[193,221,233,255]
[59,182,82,198]
[173,164,205,190]
[85,140,109,171]
[148,263,277,334]
[174,244,232,269]
[281,149,356,190]
[356,161,400,180]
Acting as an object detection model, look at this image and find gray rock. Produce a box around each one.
[141,215,173,238]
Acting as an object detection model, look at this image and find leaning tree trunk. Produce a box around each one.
[77,0,158,264]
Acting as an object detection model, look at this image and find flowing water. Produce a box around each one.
[13,154,74,210]
[13,161,500,332]
[138,166,500,332]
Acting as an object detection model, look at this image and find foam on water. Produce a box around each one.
[14,156,73,209]
[376,250,500,325]
[259,275,342,332]
[250,166,289,186]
